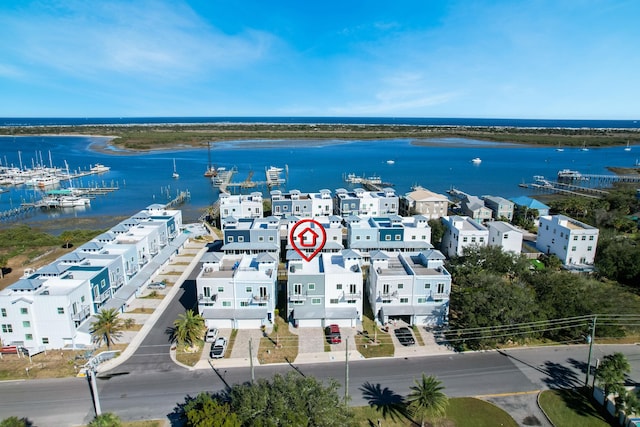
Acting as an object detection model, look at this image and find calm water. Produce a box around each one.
[0,135,638,227]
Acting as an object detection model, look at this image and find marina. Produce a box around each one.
[214,165,287,193]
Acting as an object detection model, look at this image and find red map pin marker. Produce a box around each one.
[289,219,327,262]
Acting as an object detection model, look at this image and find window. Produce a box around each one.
[411,235,416,240]
[57,307,64,314]
[240,301,249,307]
[589,236,594,241]
[23,321,30,328]
[330,298,339,304]
[336,284,342,290]
[479,237,484,243]
[383,284,390,294]
[560,232,564,238]
[395,235,401,241]
[218,286,224,293]
[400,298,409,303]
[437,283,446,294]
[245,287,252,293]
[0,308,6,317]
[269,236,275,242]
[582,236,586,241]
[366,235,371,240]
[20,308,28,315]
[311,298,321,305]
[356,236,361,240]
[349,284,357,295]
[81,296,85,302]
[222,301,231,307]
[238,236,244,242]
[398,284,404,289]
[573,236,578,241]
[42,338,49,344]
[25,334,33,341]
[588,246,593,251]
[504,233,509,239]
[204,287,211,298]
[258,236,264,242]
[417,297,427,303]
[308,283,315,291]
[425,284,431,289]
[227,236,233,242]
[1,324,12,333]
[293,283,302,295]
[463,237,468,242]
[385,235,391,241]
[471,237,476,243]
[572,246,577,251]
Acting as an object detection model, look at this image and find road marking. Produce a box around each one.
[474,390,541,398]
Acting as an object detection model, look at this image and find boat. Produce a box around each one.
[172,159,179,179]
[580,142,589,152]
[386,160,395,165]
[90,163,111,173]
[625,141,632,152]
[472,157,482,164]
[204,142,216,177]
[555,143,564,152]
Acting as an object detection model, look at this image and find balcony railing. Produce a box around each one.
[289,293,307,302]
[252,294,270,302]
[72,305,91,322]
[198,294,218,303]
[343,291,362,299]
[380,291,398,299]
[94,291,111,304]
[431,292,449,300]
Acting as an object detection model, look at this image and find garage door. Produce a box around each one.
[208,319,234,330]
[236,319,262,329]
[298,319,322,328]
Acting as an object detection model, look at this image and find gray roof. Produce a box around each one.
[9,278,44,291]
[96,232,116,241]
[256,252,276,263]
[341,249,362,259]
[59,252,87,262]
[78,241,104,251]
[222,242,279,251]
[369,250,389,260]
[36,262,71,275]
[420,249,446,260]
[201,252,224,263]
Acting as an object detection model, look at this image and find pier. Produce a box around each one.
[215,165,286,193]
[520,168,640,199]
[343,172,393,191]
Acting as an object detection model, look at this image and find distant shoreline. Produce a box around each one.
[2,123,639,154]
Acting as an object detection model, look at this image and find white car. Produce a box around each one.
[147,281,166,290]
[205,328,219,343]
[209,337,227,359]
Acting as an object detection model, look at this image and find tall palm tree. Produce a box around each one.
[90,308,124,350]
[173,309,205,348]
[406,374,448,427]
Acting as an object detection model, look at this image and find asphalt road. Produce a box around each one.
[2,343,639,425]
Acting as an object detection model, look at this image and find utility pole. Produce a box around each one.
[585,315,597,387]
[87,367,102,416]
[344,336,349,402]
[249,338,255,382]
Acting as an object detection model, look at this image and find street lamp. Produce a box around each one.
[86,365,102,416]
[584,316,597,388]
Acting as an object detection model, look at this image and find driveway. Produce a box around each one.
[294,326,325,354]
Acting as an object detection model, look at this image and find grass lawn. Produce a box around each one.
[258,316,298,364]
[356,304,394,358]
[539,389,614,427]
[412,325,425,346]
[122,421,165,427]
[175,341,204,367]
[353,397,518,426]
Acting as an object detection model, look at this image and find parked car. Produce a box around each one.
[209,337,227,359]
[205,327,219,343]
[325,324,342,344]
[394,327,416,346]
[147,281,166,290]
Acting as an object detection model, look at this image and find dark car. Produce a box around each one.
[209,337,227,359]
[325,324,342,344]
[394,327,416,346]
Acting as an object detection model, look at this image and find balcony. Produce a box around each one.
[289,293,307,302]
[380,291,399,299]
[431,293,449,300]
[198,293,218,303]
[72,305,91,323]
[343,291,362,299]
[94,291,111,304]
[252,294,270,302]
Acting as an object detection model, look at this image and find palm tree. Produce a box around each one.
[90,308,124,350]
[406,374,448,427]
[596,352,631,407]
[173,309,205,348]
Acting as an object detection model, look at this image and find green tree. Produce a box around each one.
[428,219,446,248]
[90,308,124,350]
[59,230,75,248]
[182,392,240,427]
[0,417,30,427]
[0,254,8,279]
[447,245,530,282]
[595,236,640,286]
[596,352,631,408]
[406,374,448,427]
[173,309,205,348]
[226,372,356,426]
[88,413,122,427]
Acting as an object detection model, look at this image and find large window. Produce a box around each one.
[20,308,28,315]
[311,298,321,305]
[1,324,12,333]
[0,308,6,317]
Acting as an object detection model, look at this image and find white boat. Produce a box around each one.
[472,157,482,164]
[58,196,91,207]
[580,142,589,151]
[386,160,395,165]
[172,159,179,179]
[90,163,111,173]
[625,141,632,152]
[556,143,564,152]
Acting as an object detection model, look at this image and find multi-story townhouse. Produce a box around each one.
[219,192,264,219]
[196,252,278,329]
[486,221,523,254]
[287,250,363,328]
[368,250,451,327]
[440,215,489,258]
[271,189,333,218]
[334,188,399,217]
[399,186,450,219]
[482,196,515,221]
[0,205,185,352]
[285,215,344,260]
[221,216,280,257]
[460,195,493,223]
[536,215,599,266]
[345,215,432,261]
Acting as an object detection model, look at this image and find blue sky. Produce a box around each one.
[1,0,639,119]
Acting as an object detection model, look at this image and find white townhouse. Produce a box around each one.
[345,215,432,260]
[0,205,185,352]
[196,252,278,329]
[536,215,600,267]
[486,221,524,254]
[219,192,264,220]
[221,216,280,258]
[270,189,333,218]
[482,196,515,222]
[285,215,344,260]
[440,215,489,258]
[460,195,493,223]
[287,250,363,328]
[368,250,451,327]
[334,188,399,217]
[400,186,450,219]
